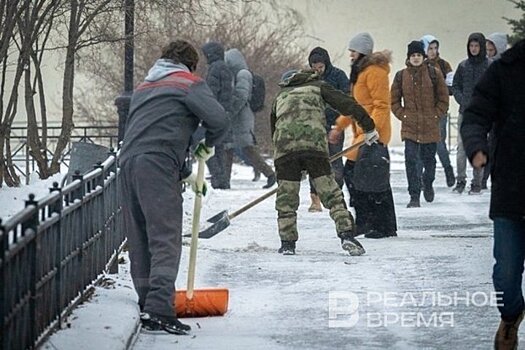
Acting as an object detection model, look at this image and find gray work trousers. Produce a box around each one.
[119,153,183,317]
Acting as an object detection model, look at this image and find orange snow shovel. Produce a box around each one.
[174,157,229,317]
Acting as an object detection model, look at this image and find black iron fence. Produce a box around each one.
[0,151,124,350]
[8,124,118,185]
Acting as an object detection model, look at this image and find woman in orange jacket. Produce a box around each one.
[329,32,397,239]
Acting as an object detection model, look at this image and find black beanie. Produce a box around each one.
[407,40,426,58]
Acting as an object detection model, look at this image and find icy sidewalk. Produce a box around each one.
[38,160,505,350]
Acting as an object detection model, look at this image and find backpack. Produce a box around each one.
[249,72,266,112]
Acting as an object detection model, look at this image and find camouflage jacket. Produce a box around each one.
[270,70,375,161]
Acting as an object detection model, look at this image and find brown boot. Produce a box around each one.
[494,311,525,350]
[308,193,322,212]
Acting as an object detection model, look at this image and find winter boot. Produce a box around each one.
[453,180,466,194]
[140,312,191,335]
[406,196,421,208]
[262,173,276,189]
[444,166,455,187]
[468,183,482,195]
[308,193,323,212]
[339,232,366,256]
[364,230,397,239]
[494,311,525,350]
[423,184,435,203]
[481,180,488,190]
[252,169,261,182]
[278,240,296,255]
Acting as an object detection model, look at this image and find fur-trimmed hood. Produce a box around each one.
[358,50,392,72]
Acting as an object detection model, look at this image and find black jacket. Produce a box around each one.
[201,42,233,113]
[461,39,525,221]
[308,47,350,131]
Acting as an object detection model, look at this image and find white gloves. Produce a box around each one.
[183,173,208,196]
[194,142,215,161]
[364,129,380,145]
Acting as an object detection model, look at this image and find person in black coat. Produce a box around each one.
[307,47,350,211]
[201,41,233,189]
[460,38,525,350]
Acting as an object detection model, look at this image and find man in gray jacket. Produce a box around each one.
[119,40,228,334]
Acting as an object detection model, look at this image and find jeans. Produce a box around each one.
[436,115,452,169]
[404,140,437,198]
[493,217,525,321]
[457,113,483,185]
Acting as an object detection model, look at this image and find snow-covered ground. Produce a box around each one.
[1,149,509,349]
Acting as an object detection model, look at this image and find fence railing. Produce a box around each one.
[8,125,118,185]
[0,151,124,350]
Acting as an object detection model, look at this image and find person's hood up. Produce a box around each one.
[420,34,439,55]
[145,59,189,82]
[467,32,487,59]
[308,47,333,70]
[201,42,225,64]
[225,48,248,75]
[279,69,319,87]
[486,32,508,59]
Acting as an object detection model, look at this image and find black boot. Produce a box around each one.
[444,166,455,187]
[423,184,435,203]
[141,312,191,335]
[278,240,296,255]
[262,173,276,189]
[406,196,421,208]
[453,180,466,194]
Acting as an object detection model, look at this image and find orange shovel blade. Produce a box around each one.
[174,288,229,318]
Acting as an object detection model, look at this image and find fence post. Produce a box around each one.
[49,182,63,328]
[23,194,39,348]
[71,171,85,298]
[0,218,5,350]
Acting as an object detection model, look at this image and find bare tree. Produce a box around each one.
[76,1,306,153]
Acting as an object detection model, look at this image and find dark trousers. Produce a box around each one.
[343,160,397,236]
[119,153,183,317]
[405,140,437,198]
[493,217,525,321]
[310,134,344,194]
[436,115,452,169]
[207,144,229,188]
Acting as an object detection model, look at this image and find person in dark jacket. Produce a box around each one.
[119,40,228,334]
[224,48,276,189]
[460,38,525,350]
[201,41,233,189]
[452,32,490,194]
[271,69,379,256]
[391,41,449,208]
[307,47,350,212]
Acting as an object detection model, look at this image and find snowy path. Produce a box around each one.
[133,161,503,350]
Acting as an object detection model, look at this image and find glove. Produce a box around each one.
[183,173,208,196]
[364,129,380,145]
[194,142,215,161]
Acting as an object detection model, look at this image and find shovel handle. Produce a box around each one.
[228,141,365,221]
[186,158,206,299]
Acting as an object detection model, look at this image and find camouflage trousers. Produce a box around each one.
[274,154,354,242]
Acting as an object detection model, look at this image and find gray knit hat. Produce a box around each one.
[348,32,374,55]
